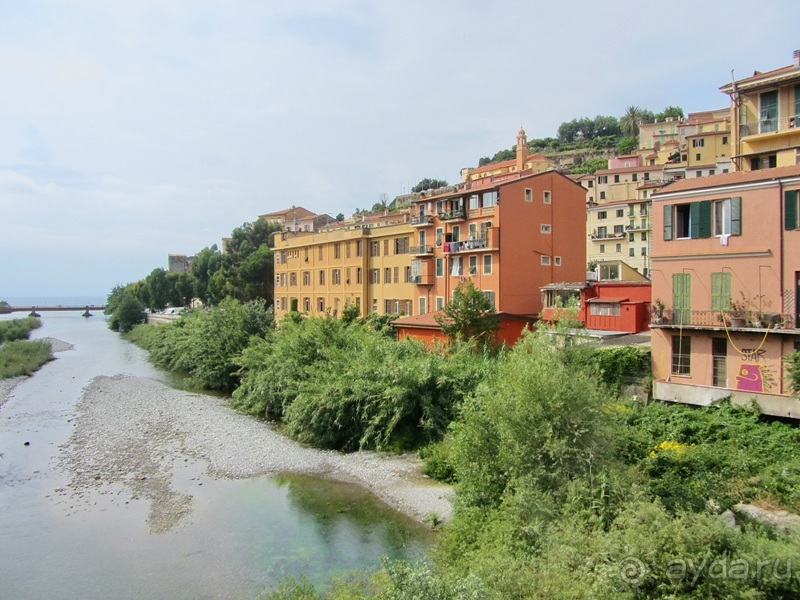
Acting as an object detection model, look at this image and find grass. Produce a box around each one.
[0,340,54,379]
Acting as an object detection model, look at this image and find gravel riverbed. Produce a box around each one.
[54,373,454,533]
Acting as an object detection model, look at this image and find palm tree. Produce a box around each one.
[621,105,643,139]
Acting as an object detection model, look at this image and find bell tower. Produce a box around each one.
[516,127,528,172]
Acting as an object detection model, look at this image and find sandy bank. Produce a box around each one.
[59,375,453,533]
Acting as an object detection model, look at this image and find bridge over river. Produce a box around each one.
[0,305,105,317]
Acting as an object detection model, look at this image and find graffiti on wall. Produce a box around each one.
[735,347,775,393]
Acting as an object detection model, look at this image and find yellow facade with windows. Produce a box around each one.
[273,221,415,319]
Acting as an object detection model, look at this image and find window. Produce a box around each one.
[384,239,390,255]
[452,226,460,242]
[433,257,442,277]
[692,138,705,148]
[590,302,620,316]
[540,224,551,234]
[469,255,478,275]
[541,255,551,266]
[468,222,478,239]
[332,269,340,285]
[629,248,635,257]
[616,209,624,218]
[482,191,497,207]
[346,242,351,258]
[640,247,647,256]
[334,243,340,259]
[751,155,777,170]
[760,90,778,133]
[371,269,380,284]
[394,237,409,254]
[711,272,731,310]
[356,267,362,284]
[483,254,492,274]
[588,180,594,188]
[709,169,715,176]
[370,241,380,257]
[525,188,533,202]
[451,256,462,276]
[615,243,621,253]
[483,291,495,308]
[644,171,650,181]
[600,263,619,280]
[598,211,607,220]
[419,296,427,315]
[543,190,551,204]
[696,170,702,176]
[600,191,606,200]
[722,136,728,145]
[671,335,691,375]
[303,271,310,286]
[598,176,608,184]
[613,224,624,234]
[641,232,647,241]
[356,240,363,257]
[435,228,443,246]
[384,267,391,283]
[599,244,605,253]
[712,338,727,387]
[319,270,326,285]
[632,173,638,182]
[554,256,561,266]
[436,297,445,311]
[665,197,741,241]
[345,268,351,284]
[614,175,620,183]
[469,194,479,210]
[318,298,325,312]
[404,266,411,282]
[319,246,323,260]
[289,272,297,286]
[303,297,310,312]
[597,226,607,237]
[393,266,399,283]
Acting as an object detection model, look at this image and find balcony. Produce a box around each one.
[590,231,627,240]
[411,215,434,227]
[409,244,434,256]
[739,114,800,138]
[439,209,466,222]
[410,274,434,285]
[443,236,490,253]
[651,308,796,330]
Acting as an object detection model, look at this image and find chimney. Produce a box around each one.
[793,50,800,67]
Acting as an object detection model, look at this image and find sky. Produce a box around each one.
[2,0,799,298]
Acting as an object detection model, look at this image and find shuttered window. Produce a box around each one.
[673,273,691,325]
[710,272,731,310]
[785,190,798,230]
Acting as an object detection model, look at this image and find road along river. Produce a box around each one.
[0,312,451,599]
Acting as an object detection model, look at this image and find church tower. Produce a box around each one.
[516,127,528,172]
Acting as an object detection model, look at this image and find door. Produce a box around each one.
[673,273,691,325]
[760,90,778,133]
[712,338,727,388]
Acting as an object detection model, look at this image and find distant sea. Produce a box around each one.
[3,295,107,307]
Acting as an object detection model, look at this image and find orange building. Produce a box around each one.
[649,165,800,418]
[395,132,587,343]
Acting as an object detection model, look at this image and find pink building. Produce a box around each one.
[649,165,800,418]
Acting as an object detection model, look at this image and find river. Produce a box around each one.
[0,311,434,599]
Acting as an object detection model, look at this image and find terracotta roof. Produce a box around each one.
[720,64,800,92]
[662,139,679,147]
[653,164,800,196]
[259,206,317,220]
[468,152,550,176]
[417,168,576,202]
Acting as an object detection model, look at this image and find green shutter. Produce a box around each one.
[711,272,731,310]
[785,190,797,230]
[731,196,742,236]
[698,200,711,238]
[673,273,691,325]
[663,204,673,241]
[690,202,701,238]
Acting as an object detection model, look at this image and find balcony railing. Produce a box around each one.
[409,244,434,256]
[411,215,434,226]
[443,236,489,253]
[739,114,800,138]
[590,231,627,240]
[651,308,796,329]
[410,274,433,285]
[439,209,466,221]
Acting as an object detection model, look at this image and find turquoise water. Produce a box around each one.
[0,311,433,599]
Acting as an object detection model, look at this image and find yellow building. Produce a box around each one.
[273,212,415,319]
[460,128,552,183]
[720,50,800,171]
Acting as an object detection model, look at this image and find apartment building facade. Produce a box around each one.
[649,165,800,418]
[720,50,800,172]
[272,213,414,319]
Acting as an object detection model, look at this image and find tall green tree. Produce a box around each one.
[435,279,500,345]
[621,105,644,139]
[411,178,448,193]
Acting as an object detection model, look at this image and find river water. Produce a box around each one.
[0,311,432,599]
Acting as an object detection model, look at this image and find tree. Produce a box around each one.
[655,105,684,121]
[617,136,637,155]
[109,292,145,333]
[411,178,448,193]
[335,213,345,222]
[620,105,644,139]
[435,280,500,345]
[191,245,224,306]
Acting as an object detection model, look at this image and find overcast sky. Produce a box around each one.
[2,1,799,298]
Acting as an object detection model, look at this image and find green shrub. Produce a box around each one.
[0,340,53,378]
[0,317,41,343]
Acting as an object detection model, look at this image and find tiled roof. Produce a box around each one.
[653,164,800,196]
[720,64,800,92]
[259,206,317,220]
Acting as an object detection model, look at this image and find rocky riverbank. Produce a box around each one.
[57,374,453,533]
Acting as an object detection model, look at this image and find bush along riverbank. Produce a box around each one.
[0,317,53,379]
[124,300,800,599]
